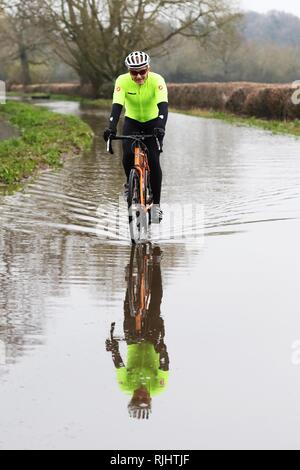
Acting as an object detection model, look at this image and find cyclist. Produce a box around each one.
[103,51,168,223]
[106,246,169,419]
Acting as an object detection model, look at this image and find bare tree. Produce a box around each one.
[203,15,243,81]
[0,1,50,85]
[35,0,238,96]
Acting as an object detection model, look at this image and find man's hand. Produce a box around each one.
[153,128,165,152]
[106,322,118,352]
[153,127,165,139]
[103,128,116,142]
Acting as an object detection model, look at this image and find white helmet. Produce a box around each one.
[125,51,150,69]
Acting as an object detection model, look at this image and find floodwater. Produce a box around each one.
[0,100,300,450]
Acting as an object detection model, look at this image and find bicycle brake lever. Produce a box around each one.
[110,322,116,340]
[107,137,114,154]
[155,137,161,152]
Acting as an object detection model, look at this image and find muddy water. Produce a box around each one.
[0,101,300,450]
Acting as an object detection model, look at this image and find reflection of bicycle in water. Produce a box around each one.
[106,243,169,419]
[128,241,154,334]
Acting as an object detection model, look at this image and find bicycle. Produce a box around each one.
[107,133,161,244]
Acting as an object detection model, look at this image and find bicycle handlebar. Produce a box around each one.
[106,133,161,154]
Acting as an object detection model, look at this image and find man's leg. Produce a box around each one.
[146,137,162,205]
[122,118,140,180]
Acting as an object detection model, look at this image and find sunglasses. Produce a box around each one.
[130,68,148,77]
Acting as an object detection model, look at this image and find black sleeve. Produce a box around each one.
[111,348,125,369]
[157,102,169,129]
[158,343,170,371]
[108,103,123,131]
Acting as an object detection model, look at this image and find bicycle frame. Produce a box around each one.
[133,144,151,208]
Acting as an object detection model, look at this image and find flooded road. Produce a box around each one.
[0,101,300,449]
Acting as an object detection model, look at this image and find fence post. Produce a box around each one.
[0,81,6,104]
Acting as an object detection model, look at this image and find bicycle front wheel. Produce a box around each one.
[128,169,141,244]
[128,170,149,244]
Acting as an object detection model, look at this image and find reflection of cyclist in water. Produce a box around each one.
[106,245,169,420]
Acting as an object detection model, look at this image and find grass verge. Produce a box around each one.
[0,101,93,185]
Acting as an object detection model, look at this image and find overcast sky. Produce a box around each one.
[241,0,300,17]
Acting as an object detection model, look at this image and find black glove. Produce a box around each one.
[103,128,116,142]
[153,127,165,152]
[153,127,165,139]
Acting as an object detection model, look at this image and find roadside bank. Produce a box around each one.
[0,101,93,186]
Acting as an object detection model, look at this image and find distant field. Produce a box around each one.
[8,81,300,121]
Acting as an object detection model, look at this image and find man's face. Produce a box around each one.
[129,66,150,85]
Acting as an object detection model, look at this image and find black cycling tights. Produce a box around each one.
[122,117,162,205]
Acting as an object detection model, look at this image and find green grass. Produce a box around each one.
[0,101,93,185]
[171,108,300,138]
